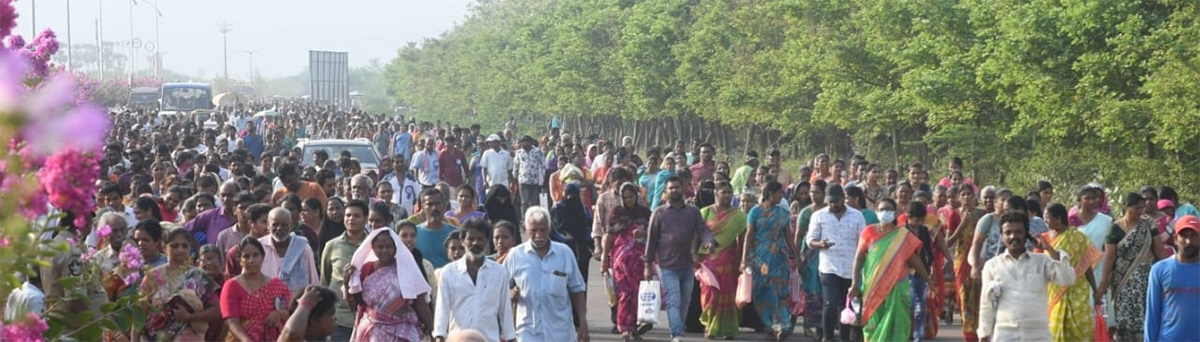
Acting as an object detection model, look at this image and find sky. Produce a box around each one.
[11,0,473,78]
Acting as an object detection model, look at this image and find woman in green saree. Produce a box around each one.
[849,198,931,342]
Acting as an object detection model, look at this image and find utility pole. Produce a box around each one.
[66,0,73,71]
[98,0,104,81]
[128,0,135,83]
[218,22,232,91]
[134,0,163,78]
[244,51,255,79]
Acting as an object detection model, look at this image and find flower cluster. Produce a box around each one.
[2,312,48,342]
[118,242,144,285]
[0,0,15,40]
[37,149,102,227]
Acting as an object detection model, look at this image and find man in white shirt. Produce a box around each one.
[433,219,516,342]
[260,208,319,294]
[978,211,1074,342]
[503,207,589,342]
[480,134,514,190]
[804,185,866,342]
[385,156,421,215]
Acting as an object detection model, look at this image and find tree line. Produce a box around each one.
[383,0,1200,202]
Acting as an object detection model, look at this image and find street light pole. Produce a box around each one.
[98,0,104,81]
[66,0,72,71]
[134,0,163,78]
[218,22,232,91]
[128,0,135,83]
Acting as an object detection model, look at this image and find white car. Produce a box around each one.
[296,138,382,174]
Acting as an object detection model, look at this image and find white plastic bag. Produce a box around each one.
[637,280,661,324]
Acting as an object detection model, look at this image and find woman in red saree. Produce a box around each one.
[221,237,293,342]
[945,186,985,341]
[600,182,652,342]
[345,227,433,342]
[697,181,747,339]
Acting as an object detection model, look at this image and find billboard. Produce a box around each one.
[309,50,350,108]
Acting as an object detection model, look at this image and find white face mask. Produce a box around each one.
[878,210,896,224]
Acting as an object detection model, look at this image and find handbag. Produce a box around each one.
[840,297,861,326]
[1094,305,1111,342]
[735,269,753,309]
[637,280,662,324]
[789,270,804,315]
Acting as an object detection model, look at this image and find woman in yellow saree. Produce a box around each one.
[850,198,931,342]
[1042,203,1102,342]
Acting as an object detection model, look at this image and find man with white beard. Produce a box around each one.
[504,207,590,342]
[259,207,319,294]
[432,218,516,342]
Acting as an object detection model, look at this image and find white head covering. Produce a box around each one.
[346,228,431,299]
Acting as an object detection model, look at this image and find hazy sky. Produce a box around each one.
[11,0,473,78]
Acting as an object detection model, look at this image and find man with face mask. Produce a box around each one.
[1144,215,1200,341]
[432,219,516,342]
[504,207,589,342]
[259,207,319,294]
[977,211,1073,342]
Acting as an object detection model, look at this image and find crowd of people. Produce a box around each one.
[5,100,1200,342]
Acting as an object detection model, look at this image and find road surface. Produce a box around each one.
[578,257,963,341]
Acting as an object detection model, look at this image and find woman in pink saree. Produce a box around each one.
[344,228,433,342]
[600,182,652,342]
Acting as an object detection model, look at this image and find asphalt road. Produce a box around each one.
[578,257,963,342]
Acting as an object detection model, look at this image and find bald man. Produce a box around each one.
[260,207,319,294]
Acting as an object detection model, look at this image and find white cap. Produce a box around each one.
[486,134,501,142]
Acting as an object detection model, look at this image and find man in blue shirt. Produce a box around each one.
[1145,215,1200,341]
[393,124,414,164]
[242,121,264,163]
[503,206,589,342]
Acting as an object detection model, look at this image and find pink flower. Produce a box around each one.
[2,312,48,342]
[32,29,58,58]
[0,49,26,109]
[37,149,102,225]
[4,33,23,49]
[0,235,9,247]
[119,242,143,270]
[80,246,97,262]
[0,0,16,39]
[96,224,113,240]
[123,273,141,287]
[20,73,111,156]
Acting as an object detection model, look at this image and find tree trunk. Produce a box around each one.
[891,129,901,172]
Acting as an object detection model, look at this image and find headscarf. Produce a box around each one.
[552,183,592,242]
[559,163,584,183]
[346,228,430,299]
[484,185,520,228]
[607,183,650,234]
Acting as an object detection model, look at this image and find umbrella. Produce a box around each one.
[212,92,246,107]
[254,110,280,118]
